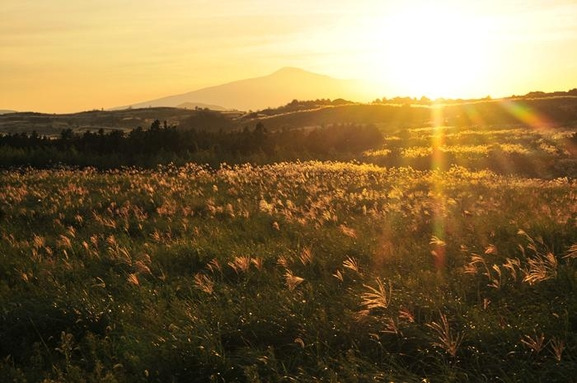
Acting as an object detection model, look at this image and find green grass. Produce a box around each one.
[1,162,576,382]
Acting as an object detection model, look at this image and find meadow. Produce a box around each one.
[1,159,576,382]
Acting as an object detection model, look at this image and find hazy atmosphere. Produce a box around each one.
[2,0,577,113]
[2,1,577,382]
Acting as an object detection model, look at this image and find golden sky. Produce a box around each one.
[2,0,577,113]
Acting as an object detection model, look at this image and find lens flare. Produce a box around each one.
[499,100,552,132]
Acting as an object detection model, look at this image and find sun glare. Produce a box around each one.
[377,4,492,99]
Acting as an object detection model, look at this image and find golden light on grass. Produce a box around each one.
[521,333,546,354]
[426,312,464,357]
[342,256,360,274]
[550,337,566,362]
[361,278,392,311]
[2,156,577,379]
[285,270,304,291]
[127,273,139,286]
[228,256,252,274]
[194,273,215,295]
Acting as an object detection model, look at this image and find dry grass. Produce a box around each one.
[194,273,215,294]
[361,278,392,311]
[1,160,576,381]
[426,313,464,358]
[521,333,546,354]
[523,252,558,285]
[285,270,304,291]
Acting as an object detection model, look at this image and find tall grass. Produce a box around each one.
[0,161,576,382]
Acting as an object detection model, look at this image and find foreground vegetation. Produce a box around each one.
[1,162,576,382]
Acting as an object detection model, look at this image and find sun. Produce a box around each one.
[376,4,493,99]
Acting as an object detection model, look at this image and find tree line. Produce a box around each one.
[0,120,383,168]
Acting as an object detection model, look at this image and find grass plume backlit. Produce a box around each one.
[0,161,576,381]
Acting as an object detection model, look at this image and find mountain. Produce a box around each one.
[0,110,16,115]
[113,68,377,111]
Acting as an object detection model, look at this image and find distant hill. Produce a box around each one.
[0,110,16,115]
[113,68,377,111]
[246,96,577,131]
[176,102,227,111]
[0,107,212,136]
[3,92,577,137]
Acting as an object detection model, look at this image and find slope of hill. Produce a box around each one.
[2,96,577,177]
[114,68,377,111]
[0,107,228,136]
[246,96,577,131]
[3,92,577,139]
[176,102,227,111]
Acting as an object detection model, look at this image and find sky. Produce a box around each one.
[1,0,577,113]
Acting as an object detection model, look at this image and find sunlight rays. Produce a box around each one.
[430,104,447,271]
[431,105,447,171]
[422,97,558,268]
[499,100,553,132]
[497,100,560,175]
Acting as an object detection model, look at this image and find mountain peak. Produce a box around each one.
[270,67,324,77]
[114,67,375,111]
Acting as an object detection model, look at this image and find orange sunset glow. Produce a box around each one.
[2,0,577,113]
[2,0,577,381]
